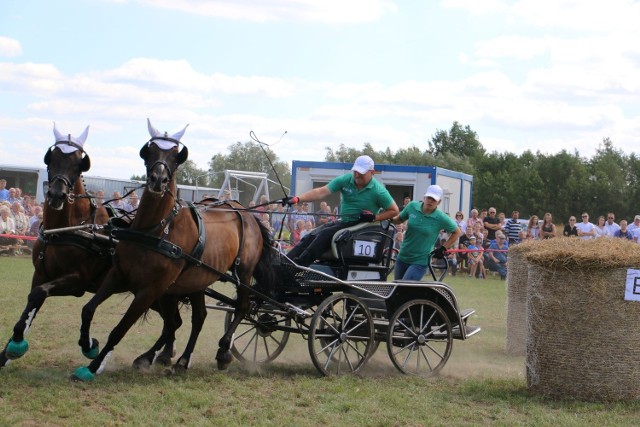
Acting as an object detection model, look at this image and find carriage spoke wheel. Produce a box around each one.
[308,293,375,376]
[386,299,452,376]
[225,307,290,364]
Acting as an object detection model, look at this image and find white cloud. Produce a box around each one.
[134,0,397,23]
[0,37,22,57]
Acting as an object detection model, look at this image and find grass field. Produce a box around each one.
[1,256,639,426]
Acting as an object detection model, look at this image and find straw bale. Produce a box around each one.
[525,240,640,401]
[505,240,538,356]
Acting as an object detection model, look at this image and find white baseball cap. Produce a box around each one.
[424,185,443,202]
[351,155,375,174]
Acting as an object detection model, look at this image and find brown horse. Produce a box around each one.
[73,119,273,381]
[0,125,185,370]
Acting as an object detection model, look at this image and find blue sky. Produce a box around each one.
[1,0,639,179]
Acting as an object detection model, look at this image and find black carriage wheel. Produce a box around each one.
[386,299,452,376]
[308,293,375,376]
[225,308,290,364]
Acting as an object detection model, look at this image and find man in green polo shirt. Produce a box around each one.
[392,185,461,281]
[285,155,399,267]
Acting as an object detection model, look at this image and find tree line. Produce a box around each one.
[133,122,640,223]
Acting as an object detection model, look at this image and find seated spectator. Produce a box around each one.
[467,236,486,279]
[614,219,633,240]
[458,226,473,273]
[22,195,34,217]
[292,219,306,245]
[563,216,578,237]
[7,188,19,204]
[11,202,29,236]
[486,231,509,280]
[108,191,126,210]
[29,205,43,230]
[0,206,17,255]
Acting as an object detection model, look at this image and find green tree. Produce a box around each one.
[428,121,485,158]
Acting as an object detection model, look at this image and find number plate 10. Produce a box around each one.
[353,240,377,258]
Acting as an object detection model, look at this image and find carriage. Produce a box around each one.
[206,220,481,376]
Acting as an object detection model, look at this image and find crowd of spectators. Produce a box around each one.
[0,181,44,256]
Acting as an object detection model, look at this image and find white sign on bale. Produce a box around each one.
[624,269,640,301]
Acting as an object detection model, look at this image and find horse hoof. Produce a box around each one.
[81,339,100,359]
[71,366,95,382]
[6,339,29,360]
[215,348,233,370]
[155,353,173,367]
[132,356,152,372]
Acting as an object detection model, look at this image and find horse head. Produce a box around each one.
[139,118,189,196]
[44,123,91,210]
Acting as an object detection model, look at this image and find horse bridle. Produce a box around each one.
[144,136,185,186]
[46,139,90,197]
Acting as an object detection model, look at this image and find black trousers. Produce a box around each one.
[287,220,358,266]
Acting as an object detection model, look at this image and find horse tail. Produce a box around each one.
[252,216,275,296]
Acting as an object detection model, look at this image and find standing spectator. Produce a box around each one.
[270,204,287,235]
[486,231,509,280]
[483,207,501,241]
[466,209,481,232]
[467,236,486,279]
[576,212,596,239]
[505,210,522,245]
[614,220,633,240]
[594,215,610,238]
[0,179,9,201]
[526,215,541,240]
[563,216,578,237]
[498,212,507,231]
[604,212,620,236]
[7,188,19,204]
[95,189,105,207]
[627,215,640,234]
[401,196,411,210]
[454,211,467,233]
[541,212,556,239]
[393,222,405,251]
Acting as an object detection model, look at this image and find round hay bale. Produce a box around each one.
[505,240,537,356]
[524,238,640,401]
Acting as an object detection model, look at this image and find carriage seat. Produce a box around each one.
[318,221,395,265]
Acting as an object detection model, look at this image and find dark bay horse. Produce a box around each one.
[73,120,273,381]
[0,125,182,370]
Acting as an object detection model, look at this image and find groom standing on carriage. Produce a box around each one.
[284,155,399,267]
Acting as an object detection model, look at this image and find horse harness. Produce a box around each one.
[107,199,246,286]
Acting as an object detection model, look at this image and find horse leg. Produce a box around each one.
[217,286,250,370]
[77,270,121,360]
[132,295,181,370]
[1,274,83,367]
[172,291,207,373]
[72,286,162,382]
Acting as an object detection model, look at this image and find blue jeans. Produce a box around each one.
[394,259,427,281]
